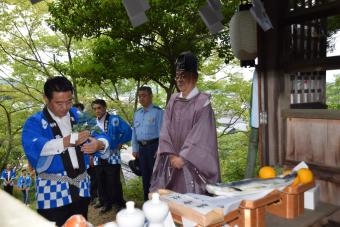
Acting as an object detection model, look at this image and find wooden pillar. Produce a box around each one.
[258,0,289,166]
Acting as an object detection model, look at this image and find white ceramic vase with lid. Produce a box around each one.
[102,221,119,227]
[116,201,145,227]
[143,193,169,227]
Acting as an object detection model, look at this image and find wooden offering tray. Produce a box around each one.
[157,189,224,226]
[232,190,281,227]
[266,181,316,219]
[157,189,281,227]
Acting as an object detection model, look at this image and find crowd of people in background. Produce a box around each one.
[0,51,220,226]
[1,164,32,206]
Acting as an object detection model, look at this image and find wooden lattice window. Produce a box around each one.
[280,0,340,108]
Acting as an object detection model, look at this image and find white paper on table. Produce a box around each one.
[161,192,218,215]
[292,161,309,172]
[187,189,273,215]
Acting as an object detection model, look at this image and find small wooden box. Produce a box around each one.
[266,181,315,219]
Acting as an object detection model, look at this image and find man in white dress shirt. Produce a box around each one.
[22,76,110,226]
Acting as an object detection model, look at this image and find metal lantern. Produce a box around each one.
[229,6,257,61]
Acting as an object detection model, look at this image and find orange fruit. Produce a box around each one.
[297,168,313,184]
[259,166,276,179]
[291,176,300,187]
[63,215,87,227]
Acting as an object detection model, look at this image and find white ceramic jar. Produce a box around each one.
[116,201,145,227]
[143,193,169,227]
[102,222,119,227]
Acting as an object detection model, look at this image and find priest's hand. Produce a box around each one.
[170,155,185,169]
[81,137,105,154]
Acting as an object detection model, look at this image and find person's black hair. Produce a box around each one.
[22,169,26,172]
[91,99,107,108]
[73,103,85,111]
[44,76,74,101]
[138,86,153,95]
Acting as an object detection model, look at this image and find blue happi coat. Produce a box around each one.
[22,107,108,209]
[17,175,32,189]
[93,114,132,166]
[1,169,16,186]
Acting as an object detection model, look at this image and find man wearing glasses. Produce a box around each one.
[150,51,220,194]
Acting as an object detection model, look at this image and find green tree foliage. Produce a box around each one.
[327,75,340,109]
[199,54,251,136]
[48,0,236,101]
[198,54,252,182]
[0,0,94,102]
[0,0,254,186]
[0,82,41,169]
[219,132,249,182]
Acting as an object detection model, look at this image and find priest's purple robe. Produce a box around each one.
[150,92,220,194]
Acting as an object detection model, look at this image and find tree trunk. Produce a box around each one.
[134,79,140,112]
[0,104,13,170]
[65,35,79,103]
[71,77,79,103]
[166,79,177,104]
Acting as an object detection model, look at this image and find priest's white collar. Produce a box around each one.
[179,87,199,100]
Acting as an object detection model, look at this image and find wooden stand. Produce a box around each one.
[231,190,281,227]
[266,181,315,219]
[169,190,281,227]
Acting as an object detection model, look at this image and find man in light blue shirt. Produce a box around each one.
[132,86,164,201]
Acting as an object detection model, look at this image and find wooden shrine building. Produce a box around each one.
[257,0,340,206]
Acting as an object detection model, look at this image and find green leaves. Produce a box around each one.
[47,0,236,101]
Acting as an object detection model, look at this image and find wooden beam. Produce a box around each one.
[282,109,340,120]
[282,1,340,26]
[283,56,340,72]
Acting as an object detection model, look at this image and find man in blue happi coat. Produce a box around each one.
[17,169,32,205]
[1,164,16,195]
[91,99,132,213]
[22,76,110,226]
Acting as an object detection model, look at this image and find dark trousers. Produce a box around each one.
[95,163,125,208]
[87,166,97,201]
[22,189,29,205]
[37,197,90,227]
[139,141,158,201]
[3,185,13,195]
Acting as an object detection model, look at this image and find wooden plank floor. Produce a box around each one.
[266,202,339,227]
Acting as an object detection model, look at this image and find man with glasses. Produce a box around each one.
[22,76,110,226]
[150,51,220,194]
